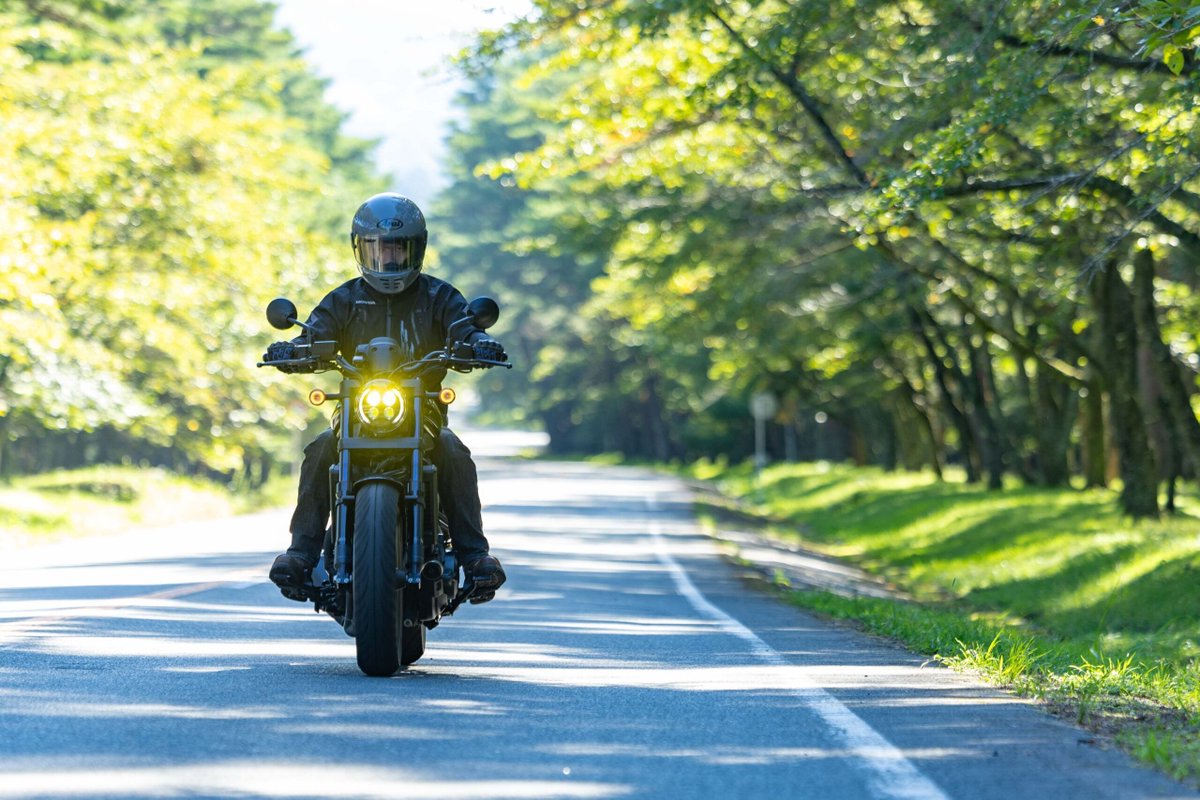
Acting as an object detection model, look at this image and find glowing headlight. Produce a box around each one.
[355,379,406,433]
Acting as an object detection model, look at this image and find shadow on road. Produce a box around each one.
[0,461,1186,799]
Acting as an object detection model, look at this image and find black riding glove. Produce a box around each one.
[264,341,302,373]
[472,337,507,363]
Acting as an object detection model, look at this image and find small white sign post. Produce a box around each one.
[749,391,778,471]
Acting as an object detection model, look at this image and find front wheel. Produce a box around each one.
[353,481,404,676]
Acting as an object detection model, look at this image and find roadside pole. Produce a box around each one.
[750,391,778,473]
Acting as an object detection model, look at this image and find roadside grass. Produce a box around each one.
[687,460,1200,784]
[0,466,295,547]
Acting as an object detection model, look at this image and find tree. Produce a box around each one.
[0,1,384,479]
[439,0,1200,515]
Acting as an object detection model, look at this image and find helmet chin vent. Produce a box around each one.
[362,269,417,294]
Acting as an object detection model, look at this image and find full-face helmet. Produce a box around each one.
[350,193,428,294]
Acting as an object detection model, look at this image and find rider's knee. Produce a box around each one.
[439,428,472,460]
[303,428,337,463]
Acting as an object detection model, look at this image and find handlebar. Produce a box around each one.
[392,350,511,378]
[258,349,512,378]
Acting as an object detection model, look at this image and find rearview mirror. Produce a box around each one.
[266,298,299,331]
[468,297,500,331]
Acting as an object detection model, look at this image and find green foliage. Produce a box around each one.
[0,1,384,476]
[699,459,1200,662]
[786,586,1200,782]
[1095,1,1200,75]
[703,461,1200,658]
[0,463,295,543]
[697,458,1200,780]
[0,465,234,540]
[440,0,1200,515]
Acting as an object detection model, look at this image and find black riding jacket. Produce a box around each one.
[295,274,489,363]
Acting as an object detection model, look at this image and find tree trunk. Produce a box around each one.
[784,421,799,462]
[963,327,1007,489]
[1132,249,1200,479]
[1032,362,1077,487]
[1005,303,1040,482]
[1091,260,1159,518]
[879,404,899,471]
[909,306,980,482]
[904,382,944,479]
[848,414,869,466]
[1157,396,1182,513]
[640,370,674,462]
[1080,367,1107,488]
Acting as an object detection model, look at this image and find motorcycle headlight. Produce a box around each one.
[355,379,406,434]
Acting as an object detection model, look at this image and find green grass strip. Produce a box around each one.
[686,459,1200,784]
[0,465,294,545]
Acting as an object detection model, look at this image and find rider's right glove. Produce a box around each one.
[264,341,303,373]
[472,337,507,363]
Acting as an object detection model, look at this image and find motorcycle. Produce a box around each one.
[258,295,510,676]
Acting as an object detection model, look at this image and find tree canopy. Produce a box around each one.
[0,0,384,479]
[6,0,1200,519]
[438,0,1200,516]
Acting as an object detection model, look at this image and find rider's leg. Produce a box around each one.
[271,428,336,591]
[435,428,505,595]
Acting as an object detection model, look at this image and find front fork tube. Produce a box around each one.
[333,450,352,585]
[405,393,425,585]
[333,377,357,585]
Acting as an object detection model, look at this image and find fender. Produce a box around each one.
[352,474,408,496]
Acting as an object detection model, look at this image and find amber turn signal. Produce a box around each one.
[308,389,327,406]
[439,388,456,404]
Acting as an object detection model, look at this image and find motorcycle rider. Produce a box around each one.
[264,192,507,602]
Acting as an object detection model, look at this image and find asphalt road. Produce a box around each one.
[0,454,1193,799]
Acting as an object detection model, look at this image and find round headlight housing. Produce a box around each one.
[355,379,406,434]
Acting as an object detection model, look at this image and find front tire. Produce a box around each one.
[353,481,403,676]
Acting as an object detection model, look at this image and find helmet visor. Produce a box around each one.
[355,237,420,294]
[356,238,418,273]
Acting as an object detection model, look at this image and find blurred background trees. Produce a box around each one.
[437,0,1200,517]
[3,0,1199,519]
[0,0,382,484]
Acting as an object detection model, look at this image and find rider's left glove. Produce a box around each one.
[472,337,507,363]
[264,341,303,373]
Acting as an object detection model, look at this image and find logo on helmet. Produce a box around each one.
[378,218,405,231]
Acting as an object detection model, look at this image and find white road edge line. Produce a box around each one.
[647,495,951,800]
